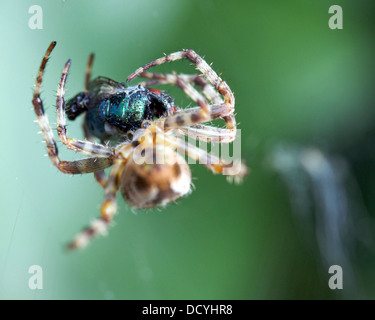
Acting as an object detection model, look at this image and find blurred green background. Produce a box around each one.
[1,0,375,299]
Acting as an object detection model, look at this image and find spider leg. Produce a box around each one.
[59,157,113,174]
[183,74,237,130]
[128,50,236,131]
[127,49,234,115]
[32,42,114,174]
[178,124,235,143]
[138,73,237,142]
[165,76,211,126]
[139,72,222,104]
[83,121,108,188]
[138,73,232,130]
[153,102,231,131]
[84,53,94,92]
[82,53,108,187]
[182,74,222,103]
[138,71,212,127]
[138,72,237,131]
[159,104,233,131]
[56,60,114,157]
[138,72,211,113]
[164,134,248,183]
[68,159,126,249]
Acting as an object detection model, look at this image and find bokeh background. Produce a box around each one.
[1,0,375,299]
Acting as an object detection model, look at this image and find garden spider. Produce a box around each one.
[32,41,247,249]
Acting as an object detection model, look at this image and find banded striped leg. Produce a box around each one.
[178,124,235,143]
[137,73,233,131]
[164,134,248,183]
[82,53,108,188]
[138,72,236,142]
[163,76,212,128]
[32,42,114,174]
[182,74,237,131]
[140,72,237,129]
[139,72,223,104]
[127,49,235,116]
[84,53,94,92]
[178,83,235,141]
[167,104,234,127]
[139,72,213,128]
[68,159,126,249]
[56,60,114,158]
[83,122,108,188]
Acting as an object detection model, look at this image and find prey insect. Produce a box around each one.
[32,41,247,249]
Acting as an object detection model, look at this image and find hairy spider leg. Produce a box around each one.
[68,159,126,249]
[139,72,236,130]
[137,72,236,142]
[56,59,114,157]
[127,50,235,122]
[134,72,212,129]
[164,134,248,183]
[68,137,150,249]
[82,53,108,187]
[84,53,94,92]
[136,74,234,133]
[170,104,234,127]
[178,124,235,143]
[83,122,109,188]
[139,72,223,103]
[32,41,114,174]
[183,74,237,131]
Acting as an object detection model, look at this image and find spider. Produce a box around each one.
[32,41,248,249]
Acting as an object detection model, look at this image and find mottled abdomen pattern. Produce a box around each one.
[121,147,192,208]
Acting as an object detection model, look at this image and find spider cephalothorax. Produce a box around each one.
[32,41,247,249]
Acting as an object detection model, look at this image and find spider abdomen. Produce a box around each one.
[120,147,191,209]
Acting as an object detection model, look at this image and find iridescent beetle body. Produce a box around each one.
[66,77,174,141]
